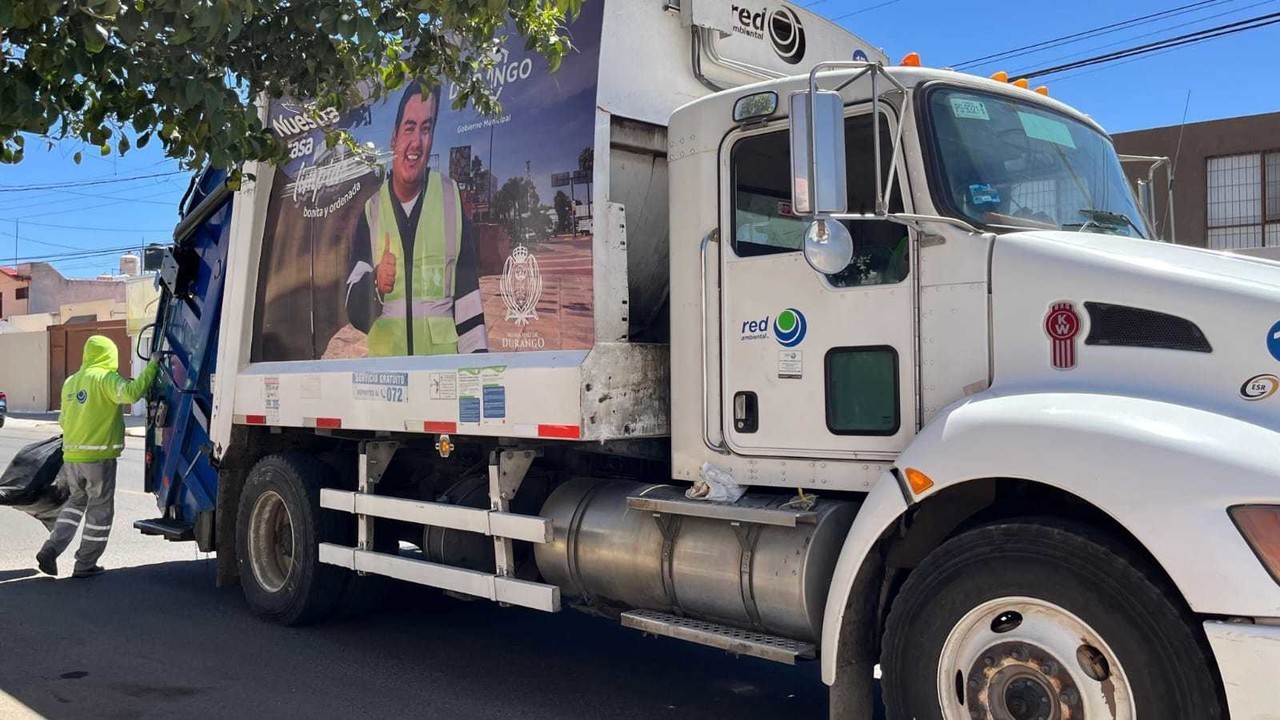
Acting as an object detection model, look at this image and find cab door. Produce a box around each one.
[718,110,916,459]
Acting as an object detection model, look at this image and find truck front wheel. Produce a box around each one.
[880,521,1223,720]
[235,452,349,625]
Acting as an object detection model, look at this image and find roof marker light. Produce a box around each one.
[900,52,921,67]
[1035,86,1050,96]
[1013,78,1030,89]
[990,71,1009,82]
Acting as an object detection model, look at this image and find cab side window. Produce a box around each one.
[730,113,908,287]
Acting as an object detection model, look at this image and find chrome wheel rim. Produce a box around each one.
[938,596,1135,720]
[248,490,295,593]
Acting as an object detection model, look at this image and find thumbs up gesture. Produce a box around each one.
[376,233,397,294]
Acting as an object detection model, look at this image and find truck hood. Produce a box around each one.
[989,231,1280,429]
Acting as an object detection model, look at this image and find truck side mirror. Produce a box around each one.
[803,216,854,274]
[789,90,847,216]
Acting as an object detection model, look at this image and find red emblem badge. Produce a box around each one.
[1044,301,1081,370]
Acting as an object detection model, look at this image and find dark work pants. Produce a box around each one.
[40,460,117,572]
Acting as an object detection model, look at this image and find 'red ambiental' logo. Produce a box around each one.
[1045,301,1081,370]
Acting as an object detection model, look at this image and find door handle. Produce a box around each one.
[733,391,758,434]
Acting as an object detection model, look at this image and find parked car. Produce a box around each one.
[0,390,6,427]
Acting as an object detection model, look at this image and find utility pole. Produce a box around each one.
[13,219,17,267]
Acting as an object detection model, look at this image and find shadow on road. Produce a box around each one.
[0,559,835,720]
[0,568,38,582]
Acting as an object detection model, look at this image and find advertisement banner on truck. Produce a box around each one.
[251,4,603,362]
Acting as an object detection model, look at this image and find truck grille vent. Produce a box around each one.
[1084,302,1212,353]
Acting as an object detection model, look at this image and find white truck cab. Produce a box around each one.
[667,60,1280,718]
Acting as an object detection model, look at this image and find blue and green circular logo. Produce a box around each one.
[773,308,807,347]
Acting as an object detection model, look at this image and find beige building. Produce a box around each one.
[0,267,31,319]
[0,256,161,412]
[0,331,49,412]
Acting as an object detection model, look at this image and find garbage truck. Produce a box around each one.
[136,1,1280,717]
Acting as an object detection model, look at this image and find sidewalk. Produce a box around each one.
[6,412,147,437]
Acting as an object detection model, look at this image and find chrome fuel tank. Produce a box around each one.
[535,478,858,642]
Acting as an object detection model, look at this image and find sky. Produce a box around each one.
[1,0,1277,278]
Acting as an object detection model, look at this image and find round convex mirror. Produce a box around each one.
[803,216,854,275]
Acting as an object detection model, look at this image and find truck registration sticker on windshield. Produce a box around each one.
[352,371,409,403]
[949,97,989,121]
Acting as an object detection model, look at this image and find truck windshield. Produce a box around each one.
[925,86,1148,238]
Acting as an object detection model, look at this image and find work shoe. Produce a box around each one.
[36,549,57,576]
[71,565,104,578]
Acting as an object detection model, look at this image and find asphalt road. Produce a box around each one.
[0,421,846,720]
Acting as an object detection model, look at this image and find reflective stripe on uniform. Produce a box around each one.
[81,534,110,543]
[84,523,111,531]
[65,443,123,451]
[56,517,81,527]
[455,288,483,322]
[61,507,85,518]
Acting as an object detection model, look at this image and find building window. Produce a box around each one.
[1206,152,1280,249]
[15,286,28,300]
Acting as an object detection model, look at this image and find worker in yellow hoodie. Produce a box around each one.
[36,335,158,578]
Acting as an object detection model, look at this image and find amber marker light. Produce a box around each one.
[1230,505,1280,584]
[904,468,934,495]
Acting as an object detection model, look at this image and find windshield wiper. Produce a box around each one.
[1069,208,1143,237]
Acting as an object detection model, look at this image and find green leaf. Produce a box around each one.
[136,131,151,148]
[118,134,130,154]
[83,23,109,54]
[73,151,82,164]
[116,9,142,42]
[100,143,111,156]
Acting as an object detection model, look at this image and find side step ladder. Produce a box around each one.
[621,609,816,664]
[318,442,561,613]
[133,518,195,541]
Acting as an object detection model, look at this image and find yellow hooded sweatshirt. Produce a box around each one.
[59,335,158,463]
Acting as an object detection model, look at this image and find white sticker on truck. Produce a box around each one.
[352,371,408,403]
[950,97,989,121]
[429,372,458,400]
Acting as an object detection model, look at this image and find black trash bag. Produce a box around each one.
[0,435,65,506]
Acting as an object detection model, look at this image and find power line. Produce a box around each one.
[952,0,1239,69]
[0,219,172,233]
[0,170,187,193]
[1019,11,1280,79]
[0,188,181,219]
[1007,0,1278,76]
[10,244,146,265]
[831,0,902,20]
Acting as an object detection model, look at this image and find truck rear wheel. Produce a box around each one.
[236,452,349,625]
[880,521,1223,720]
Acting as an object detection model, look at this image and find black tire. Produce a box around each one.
[235,452,349,625]
[880,521,1224,720]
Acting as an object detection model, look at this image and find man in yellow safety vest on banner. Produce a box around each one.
[346,80,488,356]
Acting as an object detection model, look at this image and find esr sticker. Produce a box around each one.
[1240,374,1280,401]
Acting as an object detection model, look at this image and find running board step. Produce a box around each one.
[626,486,818,527]
[318,543,560,612]
[620,609,815,664]
[133,518,195,542]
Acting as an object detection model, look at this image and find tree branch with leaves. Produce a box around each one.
[0,0,582,170]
